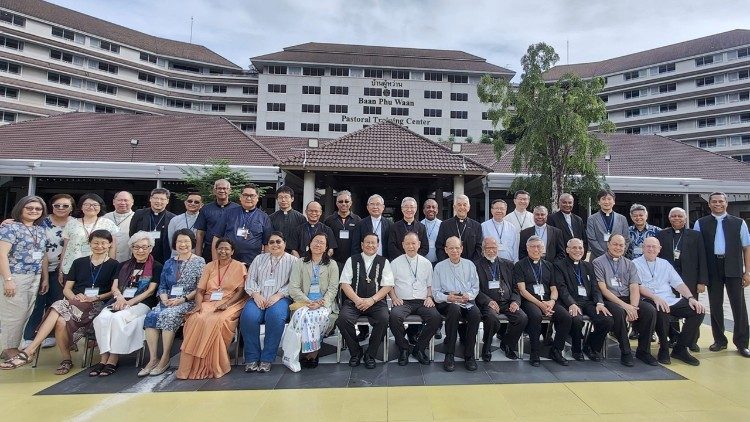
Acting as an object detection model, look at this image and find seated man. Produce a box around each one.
[475,237,527,361]
[633,237,705,366]
[336,233,394,369]
[433,236,481,372]
[388,232,441,366]
[555,238,614,362]
[593,234,658,367]
[514,235,572,367]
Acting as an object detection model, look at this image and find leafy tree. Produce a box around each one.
[179,159,268,202]
[477,42,615,210]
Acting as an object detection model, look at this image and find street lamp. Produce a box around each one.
[604,154,611,176]
[130,138,139,162]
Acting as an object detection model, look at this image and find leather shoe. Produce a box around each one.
[529,352,541,367]
[572,352,585,362]
[689,343,700,353]
[501,343,519,360]
[620,352,634,367]
[635,350,659,366]
[709,342,727,352]
[628,328,639,340]
[364,354,376,369]
[411,348,430,365]
[481,352,492,362]
[443,353,455,372]
[549,348,568,366]
[464,357,478,371]
[671,347,700,366]
[583,345,601,362]
[738,348,750,358]
[657,348,671,365]
[397,349,409,366]
[348,353,362,367]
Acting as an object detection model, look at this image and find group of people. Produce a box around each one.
[0,181,748,380]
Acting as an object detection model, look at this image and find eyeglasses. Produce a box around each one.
[23,205,44,212]
[185,200,202,204]
[337,200,351,204]
[82,203,101,209]
[131,245,151,251]
[214,187,229,191]
[267,239,284,245]
[241,193,258,199]
[310,239,327,245]
[53,204,71,210]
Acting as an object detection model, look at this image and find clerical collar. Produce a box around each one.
[281,209,291,215]
[532,259,540,264]
[672,228,682,233]
[457,218,466,223]
[601,211,612,216]
[485,256,496,263]
[572,260,579,265]
[244,208,256,213]
[308,222,319,227]
[152,210,163,216]
[404,219,414,225]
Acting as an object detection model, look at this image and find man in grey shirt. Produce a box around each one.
[587,189,629,260]
[593,234,657,367]
[167,192,202,257]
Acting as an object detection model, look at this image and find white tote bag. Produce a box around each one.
[281,307,305,372]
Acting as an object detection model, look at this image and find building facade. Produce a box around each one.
[544,30,750,162]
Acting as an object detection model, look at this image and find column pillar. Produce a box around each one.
[27,176,36,196]
[303,171,316,207]
[683,193,690,227]
[453,175,464,199]
[324,184,334,216]
[483,179,490,222]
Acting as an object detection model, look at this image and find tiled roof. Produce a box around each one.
[252,135,334,161]
[544,29,750,80]
[0,113,277,165]
[0,0,240,69]
[277,121,491,174]
[252,42,514,75]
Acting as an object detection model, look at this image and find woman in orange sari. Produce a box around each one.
[176,237,247,379]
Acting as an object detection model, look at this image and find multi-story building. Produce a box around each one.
[0,0,259,131]
[544,29,750,162]
[251,43,513,141]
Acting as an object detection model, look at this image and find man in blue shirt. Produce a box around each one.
[195,179,239,261]
[214,184,272,266]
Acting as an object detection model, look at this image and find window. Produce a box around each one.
[329,104,348,113]
[301,123,320,132]
[47,72,71,85]
[98,62,118,74]
[268,84,287,93]
[363,106,381,114]
[0,111,16,122]
[391,89,410,98]
[301,104,320,113]
[172,62,201,73]
[697,117,717,128]
[623,70,641,80]
[482,130,499,137]
[0,85,18,99]
[739,69,750,80]
[450,111,468,119]
[659,102,677,113]
[658,83,676,93]
[212,85,227,93]
[328,123,347,132]
[96,83,117,95]
[364,87,382,96]
[329,86,348,95]
[94,105,115,113]
[391,70,410,79]
[698,139,717,148]
[424,90,442,99]
[0,35,23,51]
[99,40,120,53]
[625,108,641,118]
[267,102,286,112]
[0,11,25,26]
[695,55,714,66]
[243,86,258,95]
[0,59,19,74]
[450,93,468,101]
[303,67,325,76]
[425,72,443,81]
[166,99,192,109]
[140,52,157,64]
[210,104,226,112]
[241,104,257,113]
[739,112,750,123]
[697,97,716,107]
[624,89,641,99]
[302,86,321,95]
[740,91,750,102]
[600,95,608,103]
[136,72,155,84]
[423,127,441,136]
[168,80,193,90]
[266,121,285,130]
[658,63,676,73]
[696,76,716,87]
[364,69,383,78]
[137,92,155,103]
[266,66,287,74]
[424,108,442,117]
[51,26,75,41]
[240,123,256,132]
[447,74,468,83]
[50,49,73,63]
[330,67,349,76]
[660,122,677,132]
[623,127,641,134]
[391,107,409,116]
[450,129,468,137]
[739,48,749,59]
[45,95,69,108]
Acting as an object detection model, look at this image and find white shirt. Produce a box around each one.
[633,256,686,306]
[103,211,133,262]
[432,258,479,309]
[420,217,442,263]
[481,218,519,262]
[391,253,432,300]
[507,209,534,232]
[340,253,395,287]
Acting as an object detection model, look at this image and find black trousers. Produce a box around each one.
[480,303,527,353]
[645,298,705,349]
[436,302,480,358]
[708,261,749,348]
[521,302,572,354]
[337,300,389,357]
[389,299,442,351]
[604,297,656,354]
[570,301,614,354]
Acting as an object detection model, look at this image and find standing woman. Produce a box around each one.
[22,194,74,349]
[0,196,49,362]
[289,233,340,368]
[141,228,205,376]
[177,237,248,379]
[91,231,163,377]
[1,230,118,374]
[59,194,118,286]
[240,231,296,373]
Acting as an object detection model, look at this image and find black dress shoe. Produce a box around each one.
[738,348,750,358]
[583,345,601,362]
[709,343,727,352]
[411,348,430,365]
[398,349,409,366]
[671,347,700,366]
[657,348,671,365]
[572,352,585,362]
[689,343,700,353]
[628,328,639,340]
[443,353,455,372]
[620,352,634,367]
[501,343,519,360]
[364,354,376,369]
[481,351,492,362]
[464,357,478,371]
[635,350,659,366]
[349,353,362,367]
[549,348,569,366]
[529,353,541,367]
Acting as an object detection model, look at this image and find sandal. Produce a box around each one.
[0,351,33,370]
[138,362,157,377]
[88,363,106,377]
[98,363,118,377]
[54,359,73,375]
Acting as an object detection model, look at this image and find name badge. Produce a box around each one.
[236,228,248,237]
[603,233,610,242]
[170,286,184,296]
[32,251,44,260]
[610,277,620,287]
[429,240,436,249]
[210,290,224,301]
[633,247,643,256]
[123,287,137,298]
[488,280,500,289]
[673,249,681,260]
[263,278,276,287]
[533,284,544,296]
[85,287,99,297]
[149,231,161,240]
[80,244,92,255]
[309,284,321,294]
[339,230,350,239]
[577,286,587,296]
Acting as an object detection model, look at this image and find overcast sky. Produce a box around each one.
[49,0,750,78]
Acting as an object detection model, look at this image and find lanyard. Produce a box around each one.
[90,259,104,288]
[601,212,614,234]
[456,219,467,240]
[645,260,656,279]
[82,217,99,238]
[240,209,258,229]
[339,215,351,229]
[535,225,547,239]
[407,256,419,280]
[425,220,438,238]
[176,255,192,281]
[489,259,499,280]
[449,260,465,286]
[216,261,231,289]
[529,261,542,284]
[573,263,584,286]
[267,254,282,275]
[185,213,196,231]
[607,256,621,279]
[149,213,165,232]
[311,262,321,283]
[306,223,320,241]
[493,220,505,242]
[25,224,41,249]
[372,219,382,235]
[673,231,683,251]
[514,211,527,228]
[113,212,132,227]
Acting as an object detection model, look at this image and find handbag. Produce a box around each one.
[281,307,306,372]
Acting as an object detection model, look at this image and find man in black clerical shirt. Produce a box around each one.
[388,197,429,259]
[548,193,587,256]
[435,194,482,262]
[519,205,566,261]
[268,185,306,253]
[324,190,361,271]
[129,187,175,264]
[290,201,336,257]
